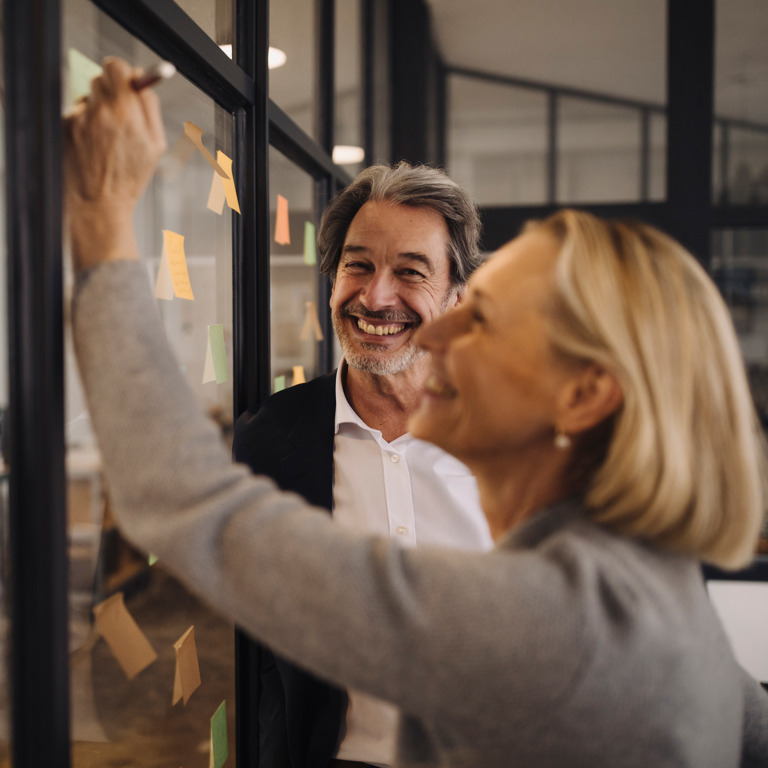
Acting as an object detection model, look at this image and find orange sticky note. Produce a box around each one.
[275,195,290,245]
[172,626,202,706]
[93,592,157,680]
[292,365,306,386]
[163,230,195,301]
[300,301,324,341]
[183,122,227,177]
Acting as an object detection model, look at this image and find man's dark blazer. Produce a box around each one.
[233,370,348,768]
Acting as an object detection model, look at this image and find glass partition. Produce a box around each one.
[334,0,364,176]
[269,147,323,390]
[270,0,318,141]
[64,2,236,765]
[447,76,548,206]
[172,0,235,49]
[556,97,642,203]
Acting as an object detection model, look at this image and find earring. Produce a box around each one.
[554,429,571,450]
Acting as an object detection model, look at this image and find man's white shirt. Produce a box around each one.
[332,363,492,766]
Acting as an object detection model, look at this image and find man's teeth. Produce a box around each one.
[356,319,405,336]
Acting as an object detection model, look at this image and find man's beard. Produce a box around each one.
[332,291,456,376]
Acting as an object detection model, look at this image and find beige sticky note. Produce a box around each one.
[275,195,290,245]
[154,248,174,300]
[172,626,201,706]
[183,122,227,177]
[300,301,324,341]
[292,365,306,386]
[217,151,240,214]
[206,168,226,215]
[163,230,195,301]
[67,48,102,107]
[92,592,158,680]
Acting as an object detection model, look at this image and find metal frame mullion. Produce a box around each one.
[5,0,70,766]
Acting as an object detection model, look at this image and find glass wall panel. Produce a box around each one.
[269,148,322,391]
[64,2,236,765]
[556,97,642,204]
[172,0,235,49]
[334,0,364,176]
[715,0,768,206]
[711,227,768,551]
[447,75,548,206]
[0,0,9,761]
[648,111,666,202]
[270,0,318,141]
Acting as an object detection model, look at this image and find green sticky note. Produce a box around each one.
[68,48,102,105]
[274,375,286,393]
[303,221,317,265]
[208,324,229,384]
[148,553,159,566]
[210,700,228,768]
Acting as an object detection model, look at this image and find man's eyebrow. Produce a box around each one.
[341,244,370,256]
[398,252,434,272]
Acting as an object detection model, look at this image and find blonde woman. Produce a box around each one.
[67,59,768,767]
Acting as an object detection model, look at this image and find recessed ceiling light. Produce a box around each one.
[268,47,287,69]
[220,44,233,59]
[332,145,365,165]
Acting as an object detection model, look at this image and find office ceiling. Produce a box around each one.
[425,0,768,124]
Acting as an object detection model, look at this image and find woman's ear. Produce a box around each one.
[557,364,623,435]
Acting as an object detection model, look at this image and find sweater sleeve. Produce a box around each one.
[740,665,768,767]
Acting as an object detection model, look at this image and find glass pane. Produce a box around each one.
[0,0,9,761]
[269,148,322,391]
[334,0,364,176]
[172,0,235,48]
[715,0,768,205]
[447,75,548,206]
[728,128,768,205]
[270,0,318,141]
[711,227,768,551]
[64,2,237,765]
[557,97,642,203]
[648,111,666,202]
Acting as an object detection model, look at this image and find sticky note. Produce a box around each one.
[303,221,317,265]
[275,195,290,245]
[92,592,158,680]
[274,375,286,393]
[183,122,227,177]
[207,152,240,214]
[172,626,202,706]
[209,701,228,768]
[300,301,324,341]
[209,324,229,384]
[163,230,195,301]
[67,48,102,106]
[148,553,159,566]
[292,365,306,386]
[154,247,174,300]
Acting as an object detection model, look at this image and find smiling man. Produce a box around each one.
[233,162,492,768]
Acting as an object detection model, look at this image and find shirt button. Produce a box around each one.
[396,526,408,536]
[390,454,400,463]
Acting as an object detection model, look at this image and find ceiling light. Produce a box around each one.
[332,145,365,165]
[220,44,233,59]
[268,47,287,69]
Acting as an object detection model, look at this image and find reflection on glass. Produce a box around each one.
[728,128,768,205]
[557,97,641,204]
[0,0,9,761]
[172,0,235,48]
[447,75,548,206]
[270,0,317,140]
[64,2,236,765]
[335,0,364,177]
[269,148,321,391]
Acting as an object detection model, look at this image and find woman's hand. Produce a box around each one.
[64,56,167,270]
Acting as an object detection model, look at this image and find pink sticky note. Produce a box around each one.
[275,195,290,245]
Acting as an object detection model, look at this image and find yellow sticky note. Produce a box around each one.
[275,195,290,245]
[303,221,317,265]
[210,701,228,768]
[163,230,195,301]
[300,301,324,342]
[183,122,227,177]
[92,592,158,680]
[67,48,102,106]
[292,365,306,386]
[206,168,226,215]
[172,626,202,706]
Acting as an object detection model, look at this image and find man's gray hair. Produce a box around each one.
[318,162,483,286]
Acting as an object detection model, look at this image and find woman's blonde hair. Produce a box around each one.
[527,209,767,569]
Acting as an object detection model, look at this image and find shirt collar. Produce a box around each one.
[334,360,374,435]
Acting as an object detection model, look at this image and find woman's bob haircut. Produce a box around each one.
[526,210,767,570]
